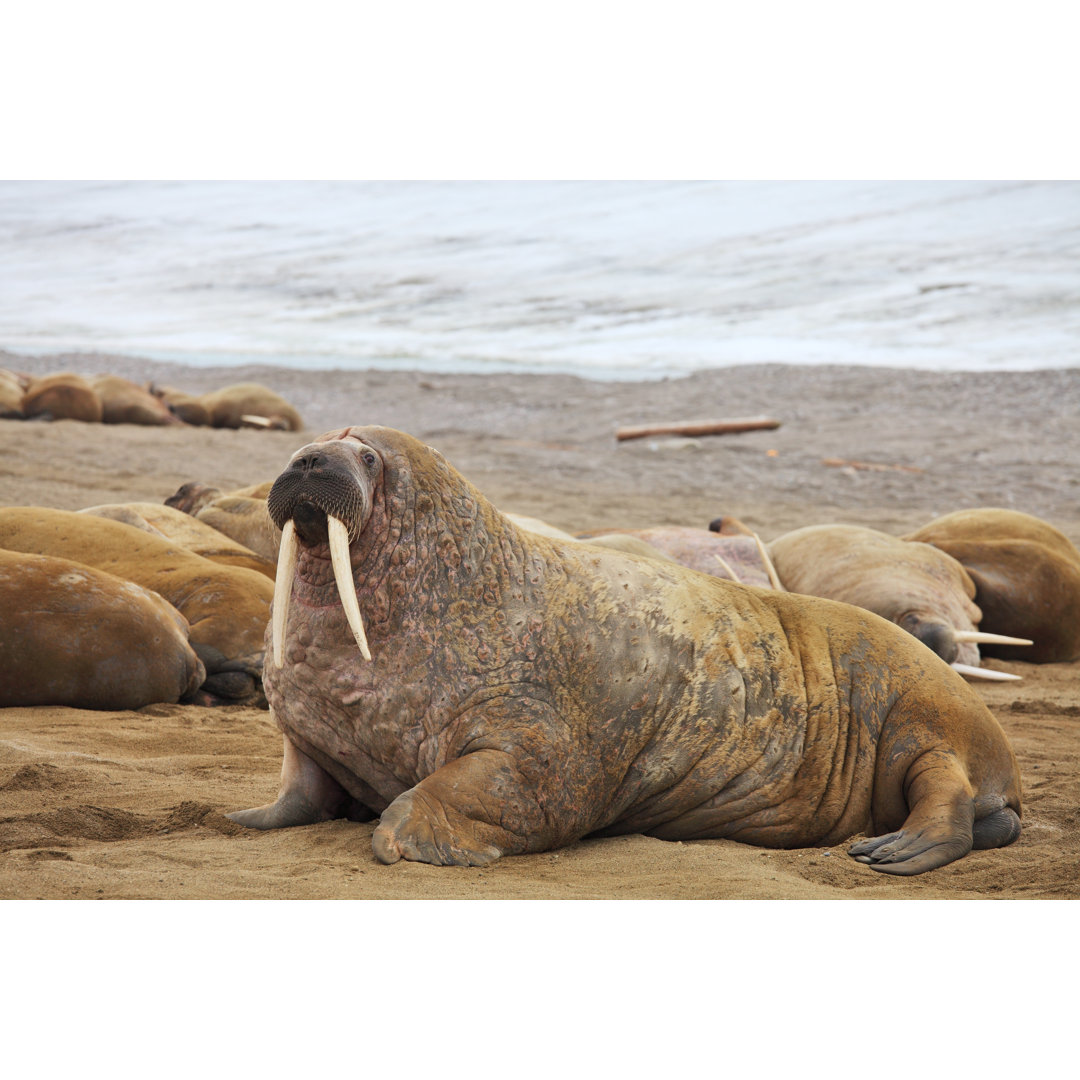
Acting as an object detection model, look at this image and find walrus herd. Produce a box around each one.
[0,367,302,430]
[4,420,1080,877]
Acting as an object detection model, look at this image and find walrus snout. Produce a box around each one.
[898,612,960,664]
[267,445,368,536]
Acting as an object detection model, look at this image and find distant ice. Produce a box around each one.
[0,180,1077,379]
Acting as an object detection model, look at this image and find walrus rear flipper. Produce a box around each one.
[970,794,1022,849]
[850,750,1019,875]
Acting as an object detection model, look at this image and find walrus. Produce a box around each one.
[227,426,1022,876]
[148,385,211,426]
[0,367,28,418]
[90,374,186,426]
[0,508,273,706]
[164,480,275,516]
[904,508,1080,663]
[578,526,779,588]
[78,501,276,578]
[164,481,281,560]
[767,524,1030,679]
[20,372,104,423]
[150,383,303,430]
[0,549,205,709]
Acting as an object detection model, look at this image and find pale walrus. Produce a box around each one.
[228,426,1022,876]
[577,526,779,588]
[0,549,205,709]
[767,524,1030,679]
[0,508,273,706]
[20,372,104,423]
[904,508,1080,663]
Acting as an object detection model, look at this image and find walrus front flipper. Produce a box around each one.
[227,734,374,829]
[373,751,545,867]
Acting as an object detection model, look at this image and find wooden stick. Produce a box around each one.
[616,416,781,442]
[821,457,925,474]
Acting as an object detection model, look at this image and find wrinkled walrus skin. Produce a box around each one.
[229,426,1023,875]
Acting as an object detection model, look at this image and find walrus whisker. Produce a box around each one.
[712,552,741,582]
[751,531,784,591]
[328,514,372,662]
[953,630,1034,647]
[951,662,1021,682]
[272,520,299,667]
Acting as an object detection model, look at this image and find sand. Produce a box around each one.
[1,350,1078,900]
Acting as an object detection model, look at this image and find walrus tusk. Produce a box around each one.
[751,531,784,591]
[712,552,741,582]
[328,514,372,662]
[951,662,1021,682]
[953,630,1034,647]
[272,519,299,666]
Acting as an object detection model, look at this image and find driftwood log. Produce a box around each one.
[616,416,781,442]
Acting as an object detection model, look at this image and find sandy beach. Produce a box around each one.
[1,350,1078,900]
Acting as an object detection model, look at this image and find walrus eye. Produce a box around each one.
[362,452,377,468]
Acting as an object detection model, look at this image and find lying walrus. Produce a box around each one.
[165,479,275,516]
[904,508,1080,663]
[228,426,1023,876]
[150,382,303,431]
[767,524,1031,680]
[165,481,280,560]
[578,525,780,588]
[0,367,28,418]
[20,372,103,423]
[0,549,205,709]
[91,374,185,426]
[0,508,273,706]
[78,501,276,579]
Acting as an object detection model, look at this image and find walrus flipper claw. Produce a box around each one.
[848,828,975,876]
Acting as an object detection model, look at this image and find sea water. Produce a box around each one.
[1,180,1077,379]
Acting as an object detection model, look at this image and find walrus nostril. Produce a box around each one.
[291,452,327,472]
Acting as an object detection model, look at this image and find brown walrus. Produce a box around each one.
[164,479,275,516]
[77,501,276,579]
[0,549,205,709]
[164,481,280,560]
[0,508,273,706]
[767,524,1030,678]
[20,372,104,423]
[904,508,1080,663]
[90,374,186,426]
[227,426,1022,876]
[150,383,303,430]
[0,368,28,418]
